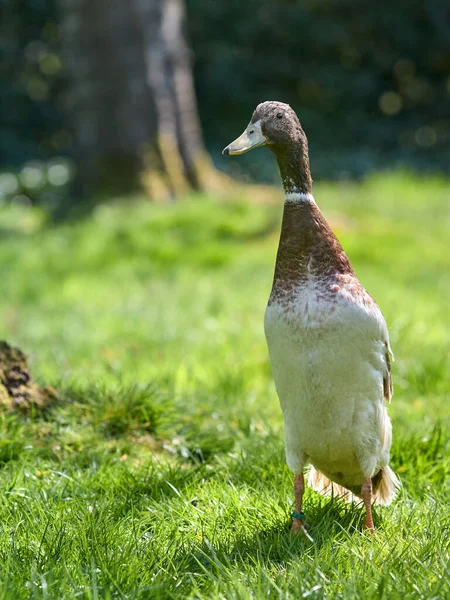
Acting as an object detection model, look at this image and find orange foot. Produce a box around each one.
[362,522,375,534]
[291,518,309,535]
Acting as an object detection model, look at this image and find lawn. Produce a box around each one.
[0,172,449,599]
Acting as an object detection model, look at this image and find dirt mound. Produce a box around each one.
[0,341,58,410]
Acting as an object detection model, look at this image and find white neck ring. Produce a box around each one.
[284,192,315,203]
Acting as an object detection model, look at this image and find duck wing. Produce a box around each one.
[383,341,394,402]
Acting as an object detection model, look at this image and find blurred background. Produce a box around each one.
[0,3,449,595]
[1,0,449,211]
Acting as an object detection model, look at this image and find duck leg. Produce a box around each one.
[291,473,306,534]
[361,476,375,533]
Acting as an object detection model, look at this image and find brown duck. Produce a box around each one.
[223,101,399,533]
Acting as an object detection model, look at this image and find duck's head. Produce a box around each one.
[222,101,306,157]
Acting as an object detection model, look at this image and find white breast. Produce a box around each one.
[264,280,392,488]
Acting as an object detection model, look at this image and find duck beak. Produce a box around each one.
[222,120,266,156]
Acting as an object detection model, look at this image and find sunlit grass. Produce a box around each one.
[0,172,449,598]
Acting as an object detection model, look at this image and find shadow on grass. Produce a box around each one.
[154,493,372,597]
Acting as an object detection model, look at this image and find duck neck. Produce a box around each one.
[274,142,312,195]
[269,186,353,303]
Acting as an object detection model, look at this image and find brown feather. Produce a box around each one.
[383,342,393,402]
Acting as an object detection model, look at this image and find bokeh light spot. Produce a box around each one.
[27,77,49,101]
[39,52,62,76]
[379,91,403,116]
[0,173,19,195]
[48,160,71,186]
[20,164,45,189]
[11,194,32,208]
[415,127,436,147]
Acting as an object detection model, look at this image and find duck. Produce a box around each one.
[222,101,399,534]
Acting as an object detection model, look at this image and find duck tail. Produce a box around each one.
[372,466,401,506]
[307,465,400,506]
[307,466,355,503]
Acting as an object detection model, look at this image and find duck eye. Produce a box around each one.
[276,112,284,119]
[249,129,254,134]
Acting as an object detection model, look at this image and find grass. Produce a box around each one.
[0,172,449,599]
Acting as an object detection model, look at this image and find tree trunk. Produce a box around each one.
[58,0,218,200]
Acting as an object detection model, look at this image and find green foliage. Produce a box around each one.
[0,173,449,598]
[0,0,65,165]
[191,0,450,178]
[1,0,449,198]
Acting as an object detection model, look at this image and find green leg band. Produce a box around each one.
[292,510,305,520]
